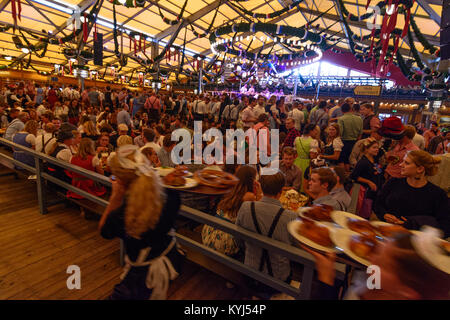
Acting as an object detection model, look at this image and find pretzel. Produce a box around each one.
[194,169,239,188]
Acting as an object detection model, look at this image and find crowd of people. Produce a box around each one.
[1,80,449,300]
[206,81,426,99]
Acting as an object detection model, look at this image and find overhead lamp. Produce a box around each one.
[4,56,12,61]
[21,48,30,54]
[118,0,126,4]
[167,84,171,90]
[194,89,198,95]
[170,47,175,52]
[70,58,77,63]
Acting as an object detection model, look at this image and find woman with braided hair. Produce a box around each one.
[99,145,185,300]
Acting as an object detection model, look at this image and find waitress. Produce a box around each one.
[321,123,343,166]
[99,145,184,300]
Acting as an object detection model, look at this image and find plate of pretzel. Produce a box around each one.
[193,169,239,189]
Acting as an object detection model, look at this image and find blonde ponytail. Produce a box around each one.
[125,174,164,238]
[110,153,165,239]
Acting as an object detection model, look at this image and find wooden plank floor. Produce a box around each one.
[0,168,246,300]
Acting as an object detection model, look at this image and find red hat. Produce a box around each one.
[378,116,405,140]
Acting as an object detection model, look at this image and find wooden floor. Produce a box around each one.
[0,168,245,300]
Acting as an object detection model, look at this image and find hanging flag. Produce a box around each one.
[11,0,17,30]
[17,0,22,21]
[94,20,98,41]
[83,13,88,43]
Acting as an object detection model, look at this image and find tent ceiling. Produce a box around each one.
[0,0,443,79]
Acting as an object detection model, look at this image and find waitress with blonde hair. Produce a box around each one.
[374,150,449,237]
[99,145,184,300]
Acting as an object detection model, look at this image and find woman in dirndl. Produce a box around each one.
[99,145,185,300]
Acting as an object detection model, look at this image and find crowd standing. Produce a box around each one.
[1,80,449,300]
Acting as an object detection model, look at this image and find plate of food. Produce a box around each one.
[298,204,334,223]
[288,218,339,253]
[155,165,192,177]
[280,189,308,211]
[440,240,450,257]
[331,211,367,229]
[162,167,198,189]
[193,169,239,189]
[370,221,418,239]
[330,228,380,267]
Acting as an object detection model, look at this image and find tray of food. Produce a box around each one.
[288,218,339,253]
[193,169,239,189]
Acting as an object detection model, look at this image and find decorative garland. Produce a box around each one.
[108,0,145,8]
[229,0,305,19]
[157,0,188,25]
[410,14,439,56]
[189,0,222,38]
[407,26,428,73]
[334,0,440,82]
[209,22,327,63]
[62,48,93,61]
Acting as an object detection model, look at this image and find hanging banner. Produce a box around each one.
[354,85,381,96]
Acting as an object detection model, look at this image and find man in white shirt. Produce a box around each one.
[203,96,212,119]
[36,123,56,153]
[195,95,207,121]
[254,95,266,118]
[241,97,258,130]
[210,96,221,122]
[62,85,72,101]
[140,128,161,153]
[288,101,304,131]
[71,85,80,100]
[4,112,28,141]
